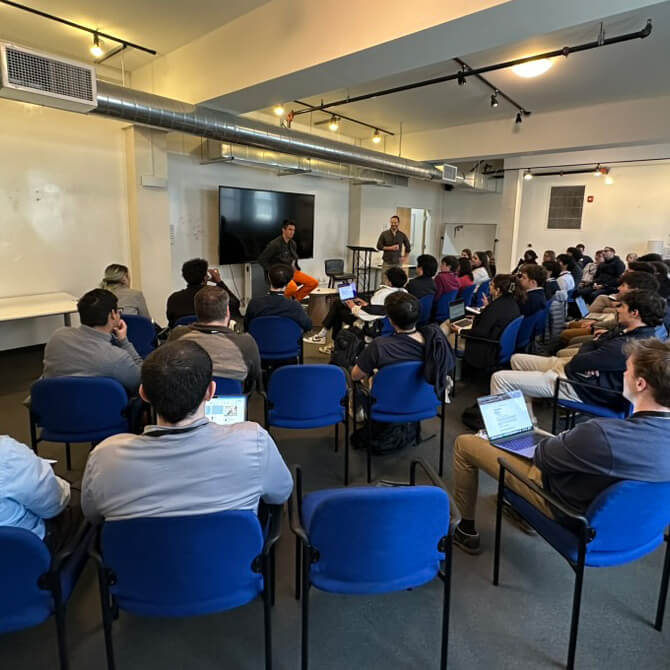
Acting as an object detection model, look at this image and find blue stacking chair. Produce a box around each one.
[380,317,394,336]
[289,460,457,670]
[417,294,434,326]
[516,308,548,352]
[174,314,197,327]
[0,524,94,670]
[456,315,524,367]
[30,377,129,470]
[493,459,670,670]
[655,324,669,340]
[357,361,446,481]
[434,289,459,323]
[458,283,476,307]
[265,365,350,483]
[122,314,156,358]
[551,377,632,433]
[90,508,282,670]
[471,279,491,308]
[249,316,304,365]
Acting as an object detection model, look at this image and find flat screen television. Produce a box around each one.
[218,186,315,264]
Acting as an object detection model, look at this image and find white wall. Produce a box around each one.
[0,100,129,351]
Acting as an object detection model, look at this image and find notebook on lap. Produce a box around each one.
[477,390,546,459]
[205,395,247,425]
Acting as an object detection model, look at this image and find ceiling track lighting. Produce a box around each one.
[457,69,467,86]
[523,170,533,180]
[372,129,382,144]
[593,164,610,177]
[328,116,340,132]
[490,92,499,108]
[273,104,285,117]
[90,33,104,58]
[291,99,395,138]
[515,112,523,124]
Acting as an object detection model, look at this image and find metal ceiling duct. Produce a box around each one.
[93,81,444,182]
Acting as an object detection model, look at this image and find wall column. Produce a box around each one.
[497,170,523,272]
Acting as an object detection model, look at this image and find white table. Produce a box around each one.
[0,292,78,326]
[308,287,339,326]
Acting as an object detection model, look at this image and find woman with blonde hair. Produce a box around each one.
[100,263,151,319]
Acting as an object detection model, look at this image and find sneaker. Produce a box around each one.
[304,333,327,345]
[318,343,334,355]
[453,526,482,555]
[502,500,537,535]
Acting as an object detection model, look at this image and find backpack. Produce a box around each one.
[329,326,365,369]
[351,420,419,454]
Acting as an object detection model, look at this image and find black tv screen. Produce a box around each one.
[218,186,315,264]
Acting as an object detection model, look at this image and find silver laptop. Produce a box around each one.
[477,390,546,459]
[205,395,247,425]
[449,299,473,329]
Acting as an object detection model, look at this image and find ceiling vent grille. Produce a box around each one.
[0,43,97,112]
[441,163,458,182]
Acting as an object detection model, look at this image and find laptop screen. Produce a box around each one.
[477,390,534,440]
[205,395,247,425]
[449,300,465,321]
[338,283,357,301]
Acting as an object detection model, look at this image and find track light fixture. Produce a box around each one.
[594,164,602,176]
[515,111,523,124]
[328,116,339,132]
[372,129,382,144]
[523,170,533,181]
[457,69,466,86]
[273,104,285,117]
[90,33,104,58]
[490,92,499,108]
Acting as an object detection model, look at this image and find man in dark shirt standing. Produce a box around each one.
[406,255,438,300]
[245,264,312,333]
[257,220,318,302]
[452,337,670,554]
[166,258,240,327]
[376,215,411,283]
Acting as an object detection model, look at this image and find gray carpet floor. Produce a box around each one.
[0,344,668,669]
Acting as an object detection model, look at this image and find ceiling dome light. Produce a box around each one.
[328,116,339,132]
[605,175,614,185]
[512,58,553,79]
[523,170,533,181]
[273,104,285,117]
[90,34,104,58]
[372,129,382,144]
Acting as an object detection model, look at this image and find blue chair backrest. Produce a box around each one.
[566,288,576,302]
[175,314,197,327]
[212,376,244,395]
[380,317,394,336]
[459,283,476,306]
[472,279,491,307]
[434,290,458,322]
[654,324,668,341]
[306,486,449,593]
[268,365,346,420]
[371,362,438,415]
[0,527,53,633]
[516,310,546,350]
[123,314,155,358]
[101,512,265,617]
[499,316,524,364]
[31,377,128,438]
[249,316,302,359]
[585,480,670,554]
[417,294,434,326]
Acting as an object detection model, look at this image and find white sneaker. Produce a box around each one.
[304,333,327,344]
[318,343,334,355]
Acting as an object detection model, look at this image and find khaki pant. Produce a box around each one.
[453,434,553,520]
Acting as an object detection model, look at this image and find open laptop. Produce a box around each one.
[338,282,357,301]
[477,390,546,458]
[205,395,247,425]
[449,299,473,329]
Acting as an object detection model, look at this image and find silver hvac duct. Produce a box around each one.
[93,81,444,182]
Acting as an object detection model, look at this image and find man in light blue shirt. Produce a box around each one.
[0,435,70,541]
[82,340,293,522]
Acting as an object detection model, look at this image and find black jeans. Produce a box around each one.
[322,301,356,339]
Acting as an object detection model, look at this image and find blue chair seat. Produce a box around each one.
[556,399,628,419]
[269,408,344,430]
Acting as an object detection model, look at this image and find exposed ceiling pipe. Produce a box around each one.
[92,81,444,181]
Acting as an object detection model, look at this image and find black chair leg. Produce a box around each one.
[493,469,505,586]
[54,601,69,670]
[263,558,273,670]
[440,538,452,670]
[334,422,339,453]
[344,417,350,486]
[65,443,72,471]
[295,536,302,600]
[301,548,311,670]
[655,534,670,631]
[270,545,277,607]
[439,402,446,476]
[567,559,585,670]
[29,412,38,454]
[97,566,117,670]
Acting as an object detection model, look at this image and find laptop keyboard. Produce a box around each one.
[498,434,539,452]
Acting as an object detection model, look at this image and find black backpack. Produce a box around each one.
[351,420,419,454]
[329,326,365,369]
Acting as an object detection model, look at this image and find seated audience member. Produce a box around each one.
[579,246,626,302]
[81,341,293,522]
[407,254,438,299]
[576,243,593,266]
[435,255,461,302]
[491,290,665,420]
[517,264,548,316]
[245,264,312,333]
[471,251,491,286]
[638,253,663,263]
[560,271,660,345]
[578,249,605,288]
[565,247,584,284]
[542,260,561,298]
[459,274,522,372]
[543,250,556,264]
[457,257,475,291]
[626,252,639,268]
[452,338,670,554]
[351,292,452,393]
[485,250,497,277]
[167,258,240,327]
[43,289,142,394]
[101,263,151,319]
[460,248,472,260]
[556,254,577,292]
[305,267,408,346]
[0,434,79,552]
[513,249,538,274]
[650,261,670,299]
[169,286,262,392]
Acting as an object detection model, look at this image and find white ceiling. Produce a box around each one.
[269,2,670,138]
[0,0,269,71]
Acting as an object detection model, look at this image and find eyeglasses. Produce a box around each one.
[516,273,524,279]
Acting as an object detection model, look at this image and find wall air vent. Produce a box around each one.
[441,163,458,182]
[0,43,97,112]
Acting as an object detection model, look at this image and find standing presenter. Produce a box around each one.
[257,219,318,301]
[377,214,411,283]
